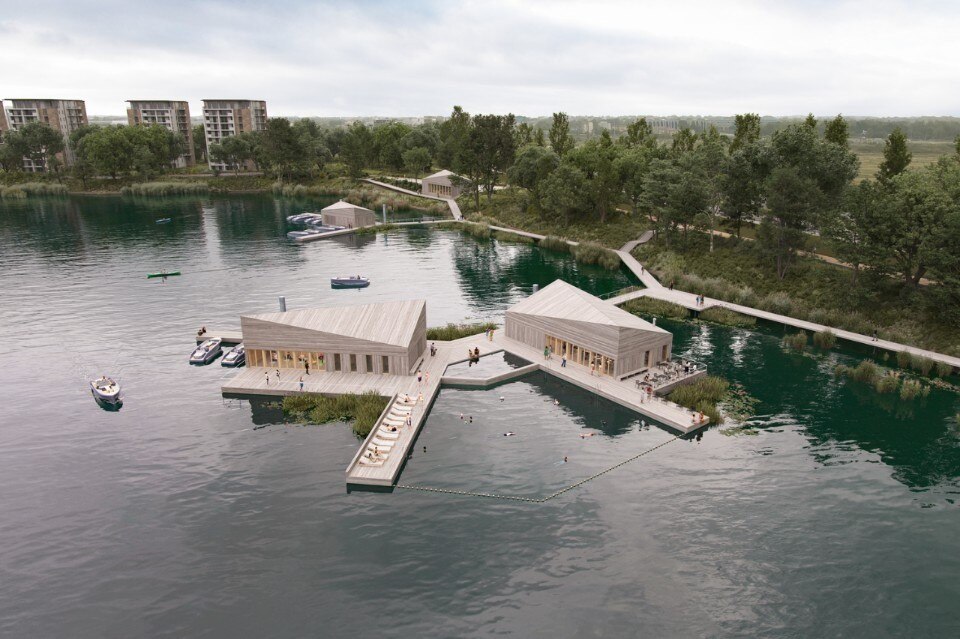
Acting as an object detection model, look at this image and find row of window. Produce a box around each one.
[246,349,392,374]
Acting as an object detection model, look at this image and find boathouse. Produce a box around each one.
[421,169,464,199]
[320,201,377,228]
[505,280,672,379]
[241,299,427,375]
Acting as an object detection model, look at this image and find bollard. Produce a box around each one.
[532,283,539,293]
[279,296,287,312]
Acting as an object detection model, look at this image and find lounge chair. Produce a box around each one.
[372,438,395,448]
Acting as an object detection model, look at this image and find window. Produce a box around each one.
[333,353,341,371]
[365,354,373,372]
[661,344,669,361]
[350,354,357,372]
[644,350,650,367]
[381,356,389,373]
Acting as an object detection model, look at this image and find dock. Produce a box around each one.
[219,330,709,488]
[196,330,243,345]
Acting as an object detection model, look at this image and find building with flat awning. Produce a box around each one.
[241,299,427,375]
[505,280,672,379]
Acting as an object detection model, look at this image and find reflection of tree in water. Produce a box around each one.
[665,313,960,490]
[451,237,634,316]
[248,397,284,426]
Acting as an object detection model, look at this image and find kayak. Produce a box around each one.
[147,271,181,279]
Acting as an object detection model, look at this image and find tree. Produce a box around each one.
[469,113,517,203]
[437,106,472,172]
[209,134,254,175]
[507,144,559,211]
[730,113,761,152]
[77,125,134,179]
[533,127,546,147]
[758,165,821,279]
[567,130,622,223]
[821,181,883,285]
[292,119,332,172]
[548,112,574,157]
[539,163,590,225]
[804,113,818,129]
[260,117,306,180]
[339,121,373,178]
[615,145,655,217]
[0,131,25,172]
[640,158,682,242]
[402,146,432,178]
[17,122,65,175]
[670,128,698,156]
[515,123,534,147]
[877,128,912,184]
[824,114,850,148]
[193,124,207,163]
[955,134,960,159]
[621,117,655,149]
[372,121,412,171]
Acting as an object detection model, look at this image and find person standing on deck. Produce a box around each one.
[305,360,310,375]
[561,354,567,368]
[299,377,304,391]
[265,372,270,386]
[544,345,550,360]
[276,369,280,381]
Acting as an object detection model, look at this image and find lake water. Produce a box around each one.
[1,194,958,638]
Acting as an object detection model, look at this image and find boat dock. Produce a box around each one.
[219,331,708,488]
[196,330,243,345]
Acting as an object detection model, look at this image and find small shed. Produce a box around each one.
[320,201,377,228]
[505,280,673,379]
[421,170,463,199]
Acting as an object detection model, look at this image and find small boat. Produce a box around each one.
[331,275,370,289]
[147,271,181,279]
[155,218,172,224]
[221,344,246,367]
[287,230,313,239]
[190,338,223,365]
[90,376,122,405]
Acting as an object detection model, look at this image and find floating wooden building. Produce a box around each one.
[241,299,427,375]
[320,200,377,228]
[505,280,672,379]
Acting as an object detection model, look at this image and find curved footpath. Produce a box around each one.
[358,180,959,370]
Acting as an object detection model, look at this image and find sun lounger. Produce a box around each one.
[372,438,395,448]
[377,429,400,439]
[359,458,384,467]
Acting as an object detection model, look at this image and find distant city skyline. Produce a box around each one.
[3,0,959,117]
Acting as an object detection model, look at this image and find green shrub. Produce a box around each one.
[812,330,836,349]
[120,181,209,196]
[850,359,881,384]
[834,364,851,378]
[571,241,621,270]
[492,230,535,244]
[699,307,757,328]
[936,361,953,378]
[896,351,912,369]
[900,379,923,401]
[1,182,67,198]
[538,235,572,253]
[874,375,899,394]
[426,322,497,341]
[782,331,808,351]
[759,291,794,315]
[622,297,689,320]
[282,391,389,438]
[464,222,491,240]
[910,354,935,377]
[667,375,730,425]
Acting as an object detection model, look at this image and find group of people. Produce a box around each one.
[467,346,481,366]
[695,294,706,306]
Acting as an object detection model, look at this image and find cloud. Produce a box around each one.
[1,0,958,116]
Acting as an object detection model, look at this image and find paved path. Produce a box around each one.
[619,229,655,254]
[361,178,463,220]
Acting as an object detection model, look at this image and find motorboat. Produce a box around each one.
[221,344,246,367]
[190,338,223,365]
[331,275,370,289]
[287,230,313,239]
[90,376,122,405]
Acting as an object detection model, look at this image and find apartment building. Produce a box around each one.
[126,100,196,167]
[0,106,8,132]
[201,99,267,171]
[1,98,88,171]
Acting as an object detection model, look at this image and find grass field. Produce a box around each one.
[851,139,955,182]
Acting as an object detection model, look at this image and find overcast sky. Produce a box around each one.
[2,0,958,117]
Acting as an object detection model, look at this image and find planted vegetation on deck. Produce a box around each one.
[282,391,389,438]
[426,322,498,341]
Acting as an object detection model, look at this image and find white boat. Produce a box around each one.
[331,275,370,289]
[190,338,223,365]
[90,377,122,404]
[221,344,245,367]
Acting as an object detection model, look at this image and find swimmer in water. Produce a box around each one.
[499,396,505,402]
[554,399,560,406]
[579,433,595,439]
[503,432,516,437]
[563,456,568,463]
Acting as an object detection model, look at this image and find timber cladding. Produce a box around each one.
[239,300,427,375]
[504,311,671,378]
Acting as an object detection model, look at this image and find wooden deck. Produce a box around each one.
[196,330,243,345]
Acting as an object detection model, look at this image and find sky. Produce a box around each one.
[2,0,959,117]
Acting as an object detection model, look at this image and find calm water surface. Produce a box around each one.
[0,195,958,638]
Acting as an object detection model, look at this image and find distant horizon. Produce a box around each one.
[3,1,959,118]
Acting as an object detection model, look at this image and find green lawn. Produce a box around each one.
[851,139,955,182]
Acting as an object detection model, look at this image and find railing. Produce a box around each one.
[598,285,642,300]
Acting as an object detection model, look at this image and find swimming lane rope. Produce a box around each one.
[395,435,680,503]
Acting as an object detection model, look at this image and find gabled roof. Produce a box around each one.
[321,200,373,212]
[423,169,458,180]
[244,299,425,347]
[508,280,669,334]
